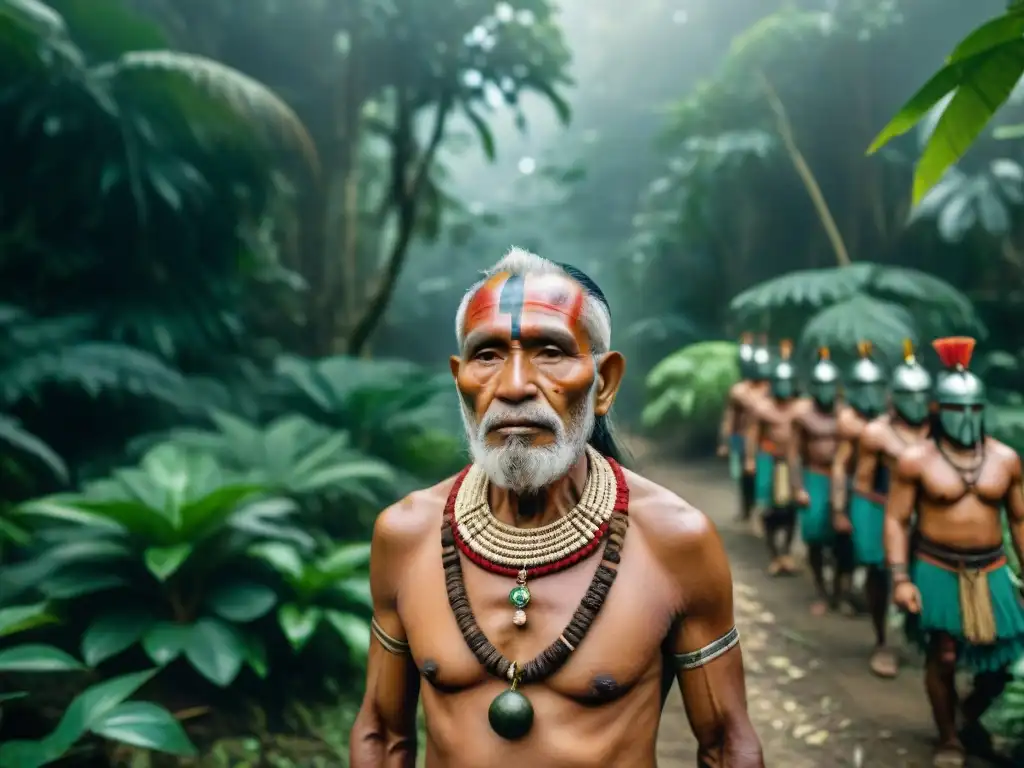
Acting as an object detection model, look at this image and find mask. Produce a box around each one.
[809,382,836,409]
[849,383,885,416]
[892,391,929,425]
[771,379,795,399]
[938,405,984,446]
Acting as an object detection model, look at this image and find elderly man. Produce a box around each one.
[350,248,763,768]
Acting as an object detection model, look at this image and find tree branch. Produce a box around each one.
[758,72,851,267]
[345,94,452,355]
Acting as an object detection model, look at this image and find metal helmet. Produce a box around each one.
[890,339,932,425]
[932,336,985,446]
[737,332,755,379]
[808,346,839,409]
[845,340,887,417]
[770,340,797,399]
[749,334,772,380]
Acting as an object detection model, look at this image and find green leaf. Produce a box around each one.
[278,603,323,650]
[948,9,1024,62]
[205,580,278,623]
[241,633,268,678]
[315,542,371,579]
[39,670,157,758]
[0,692,27,704]
[40,569,126,599]
[248,541,305,582]
[911,42,1024,203]
[461,102,496,160]
[81,612,156,667]
[183,618,245,686]
[323,610,370,661]
[90,701,196,756]
[0,644,84,672]
[144,543,193,581]
[0,602,57,638]
[867,65,964,154]
[0,739,48,768]
[141,622,191,665]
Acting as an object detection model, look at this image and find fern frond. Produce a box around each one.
[799,295,916,363]
[0,413,68,482]
[729,264,872,316]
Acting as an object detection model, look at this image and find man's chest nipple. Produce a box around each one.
[400,564,667,704]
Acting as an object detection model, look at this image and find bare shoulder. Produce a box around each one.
[836,406,863,439]
[373,475,457,554]
[860,416,890,450]
[622,469,727,599]
[895,439,934,478]
[986,437,1022,470]
[730,381,750,402]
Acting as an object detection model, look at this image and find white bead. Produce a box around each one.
[512,609,527,626]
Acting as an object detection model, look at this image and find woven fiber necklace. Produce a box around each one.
[442,448,629,741]
[450,445,617,628]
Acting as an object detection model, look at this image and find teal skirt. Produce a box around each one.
[910,558,1024,672]
[728,434,744,481]
[800,469,833,545]
[850,492,885,566]
[754,452,773,506]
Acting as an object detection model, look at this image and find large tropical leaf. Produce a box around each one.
[912,160,1024,242]
[729,264,873,315]
[95,51,317,171]
[799,294,916,362]
[867,7,1024,202]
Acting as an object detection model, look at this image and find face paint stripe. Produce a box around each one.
[498,274,525,340]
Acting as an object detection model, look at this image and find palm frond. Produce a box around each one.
[93,50,318,172]
[729,264,873,316]
[0,414,68,482]
[799,294,916,363]
[0,0,84,77]
[864,266,983,335]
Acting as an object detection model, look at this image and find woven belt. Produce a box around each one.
[916,536,1004,571]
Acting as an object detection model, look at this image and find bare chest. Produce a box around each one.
[919,454,1009,506]
[397,535,675,703]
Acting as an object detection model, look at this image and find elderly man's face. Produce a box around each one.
[450,271,602,491]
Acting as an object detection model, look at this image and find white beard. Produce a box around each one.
[459,381,597,495]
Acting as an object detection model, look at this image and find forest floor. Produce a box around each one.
[638,451,1004,768]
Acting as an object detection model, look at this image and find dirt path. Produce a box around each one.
[642,457,993,768]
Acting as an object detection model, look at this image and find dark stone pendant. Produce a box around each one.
[487,688,533,740]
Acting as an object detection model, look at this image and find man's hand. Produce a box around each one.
[717,442,729,458]
[744,458,756,474]
[794,489,810,507]
[893,581,921,613]
[832,512,851,534]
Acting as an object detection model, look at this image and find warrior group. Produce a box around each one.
[720,334,1024,768]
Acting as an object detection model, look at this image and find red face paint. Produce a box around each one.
[463,272,586,341]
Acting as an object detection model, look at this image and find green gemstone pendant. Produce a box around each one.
[508,569,530,627]
[488,663,533,740]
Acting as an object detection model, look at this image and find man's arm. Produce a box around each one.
[883,449,920,572]
[350,500,421,768]
[718,388,739,454]
[787,411,807,498]
[830,434,854,518]
[1002,448,1024,567]
[851,423,880,496]
[743,409,763,474]
[667,515,763,768]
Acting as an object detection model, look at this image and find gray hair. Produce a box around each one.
[454,247,612,354]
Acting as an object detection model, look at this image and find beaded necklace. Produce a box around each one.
[450,445,617,627]
[441,452,629,740]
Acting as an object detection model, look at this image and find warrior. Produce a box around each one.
[788,347,849,615]
[851,340,932,679]
[745,340,804,576]
[718,333,771,524]
[351,249,762,767]
[886,337,1024,768]
[830,341,887,580]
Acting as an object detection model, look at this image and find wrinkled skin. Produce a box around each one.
[350,270,763,768]
[886,436,1024,762]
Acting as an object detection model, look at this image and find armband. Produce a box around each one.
[889,563,909,583]
[371,616,411,655]
[672,626,739,670]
